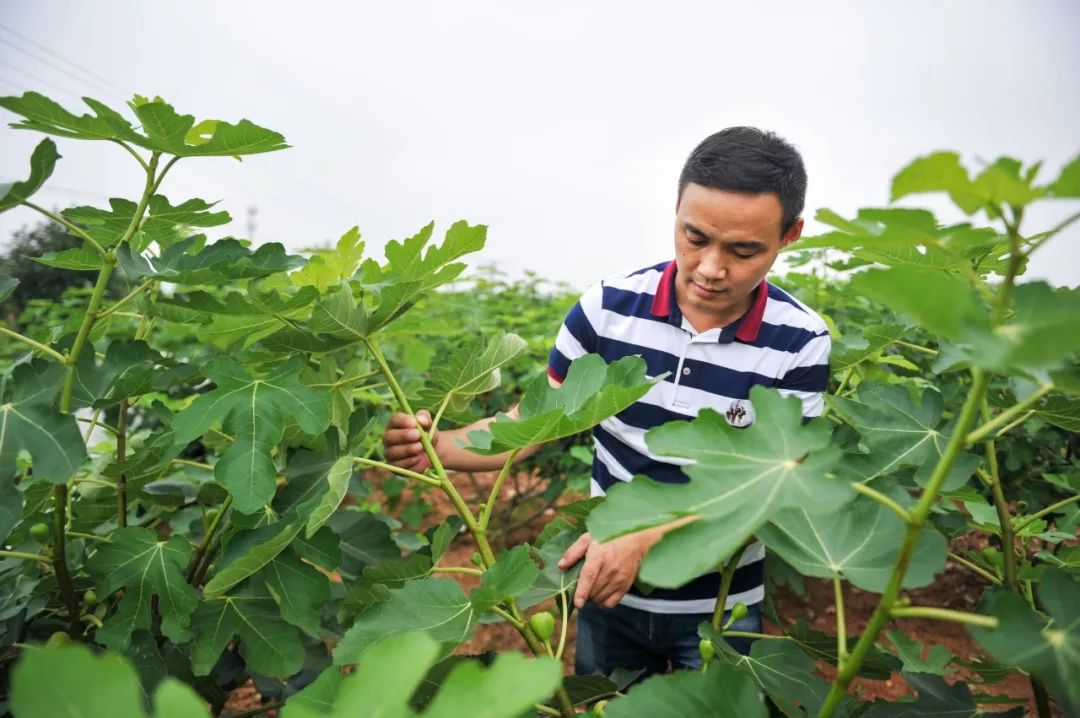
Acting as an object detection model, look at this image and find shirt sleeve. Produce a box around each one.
[777,330,831,420]
[547,282,604,382]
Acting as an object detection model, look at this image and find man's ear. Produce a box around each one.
[780,217,804,248]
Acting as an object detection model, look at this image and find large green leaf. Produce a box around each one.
[0,138,59,213]
[290,226,365,291]
[9,644,209,718]
[605,663,767,718]
[71,340,163,409]
[886,631,955,676]
[516,528,583,611]
[171,357,330,513]
[1035,394,1080,432]
[62,195,230,251]
[862,673,1023,717]
[259,547,331,636]
[0,92,287,157]
[890,152,984,214]
[190,587,305,677]
[116,236,303,286]
[0,362,86,483]
[417,333,528,416]
[284,631,560,718]
[466,354,658,455]
[34,244,104,271]
[334,577,478,665]
[971,569,1080,716]
[85,527,199,650]
[831,324,909,373]
[588,387,848,588]
[757,496,947,592]
[304,455,353,537]
[1047,154,1080,197]
[831,382,980,490]
[329,509,402,578]
[472,545,540,611]
[358,221,487,332]
[203,521,304,597]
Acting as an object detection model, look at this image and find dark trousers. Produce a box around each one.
[574,601,762,678]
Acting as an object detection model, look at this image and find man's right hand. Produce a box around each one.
[382,410,438,471]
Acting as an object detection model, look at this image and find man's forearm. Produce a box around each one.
[432,417,542,473]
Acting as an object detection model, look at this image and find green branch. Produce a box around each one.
[948,551,1002,585]
[59,257,116,412]
[97,279,154,319]
[850,482,910,522]
[834,577,847,665]
[353,457,441,487]
[187,495,231,584]
[430,566,483,577]
[22,201,108,258]
[889,605,998,628]
[966,385,1053,445]
[1013,493,1080,534]
[979,396,1018,590]
[0,325,67,363]
[711,545,747,630]
[52,485,84,639]
[0,550,51,562]
[110,139,150,171]
[480,450,520,532]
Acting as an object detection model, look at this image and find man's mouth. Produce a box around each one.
[691,280,727,295]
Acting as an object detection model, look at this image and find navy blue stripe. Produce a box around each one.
[614,398,695,432]
[752,323,827,354]
[563,300,599,352]
[601,285,664,325]
[627,261,669,277]
[597,337,773,394]
[593,428,689,485]
[625,559,765,601]
[779,362,830,392]
[548,347,570,381]
[766,284,809,313]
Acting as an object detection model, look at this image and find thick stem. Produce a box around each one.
[59,256,116,413]
[888,606,998,628]
[0,550,51,562]
[430,566,483,577]
[711,545,747,630]
[97,279,154,320]
[52,485,84,638]
[556,588,570,660]
[818,369,990,717]
[0,326,67,363]
[117,400,128,528]
[834,577,847,664]
[187,495,231,584]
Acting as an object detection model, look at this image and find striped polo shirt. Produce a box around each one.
[548,260,831,614]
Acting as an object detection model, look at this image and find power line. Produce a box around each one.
[0,22,127,95]
[0,35,118,101]
[0,57,85,104]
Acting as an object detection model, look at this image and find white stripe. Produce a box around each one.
[590,478,606,497]
[764,288,829,333]
[618,584,765,614]
[633,381,745,424]
[603,268,664,294]
[554,325,587,363]
[594,439,635,481]
[599,310,797,378]
[598,416,695,467]
[778,388,824,418]
[579,282,606,332]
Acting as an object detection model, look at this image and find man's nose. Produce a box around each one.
[698,250,727,280]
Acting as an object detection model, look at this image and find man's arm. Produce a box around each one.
[382,408,543,473]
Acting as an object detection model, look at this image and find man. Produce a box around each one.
[382,126,830,677]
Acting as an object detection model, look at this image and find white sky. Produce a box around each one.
[2,1,1078,291]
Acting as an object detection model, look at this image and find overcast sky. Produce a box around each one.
[2,1,1078,291]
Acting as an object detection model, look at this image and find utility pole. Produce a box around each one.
[247,206,258,241]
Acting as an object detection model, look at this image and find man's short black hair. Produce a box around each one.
[678,127,807,236]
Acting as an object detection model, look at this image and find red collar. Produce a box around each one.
[649,260,768,343]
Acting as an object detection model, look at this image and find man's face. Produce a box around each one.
[673,182,802,329]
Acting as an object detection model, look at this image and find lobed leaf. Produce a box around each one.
[0,362,87,483]
[605,663,767,718]
[0,138,59,213]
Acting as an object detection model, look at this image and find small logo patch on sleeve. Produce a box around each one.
[725,400,754,428]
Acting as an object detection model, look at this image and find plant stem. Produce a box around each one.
[480,451,520,531]
[430,566,483,577]
[556,588,570,660]
[1013,493,1080,533]
[59,257,116,413]
[21,201,108,257]
[170,458,213,471]
[490,605,523,629]
[834,577,847,665]
[117,400,128,528]
[0,550,52,562]
[948,551,1002,585]
[352,457,441,487]
[978,398,1018,591]
[723,631,789,641]
[111,139,150,171]
[0,326,67,363]
[888,606,998,628]
[66,530,110,543]
[97,279,154,319]
[187,495,231,584]
[535,704,561,717]
[892,340,938,355]
[711,545,747,630]
[817,369,990,717]
[821,367,855,420]
[966,385,1053,445]
[850,482,910,522]
[52,485,84,638]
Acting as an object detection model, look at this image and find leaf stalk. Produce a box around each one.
[0,325,67,364]
[888,605,998,628]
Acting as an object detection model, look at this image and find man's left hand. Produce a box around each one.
[558,531,655,609]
